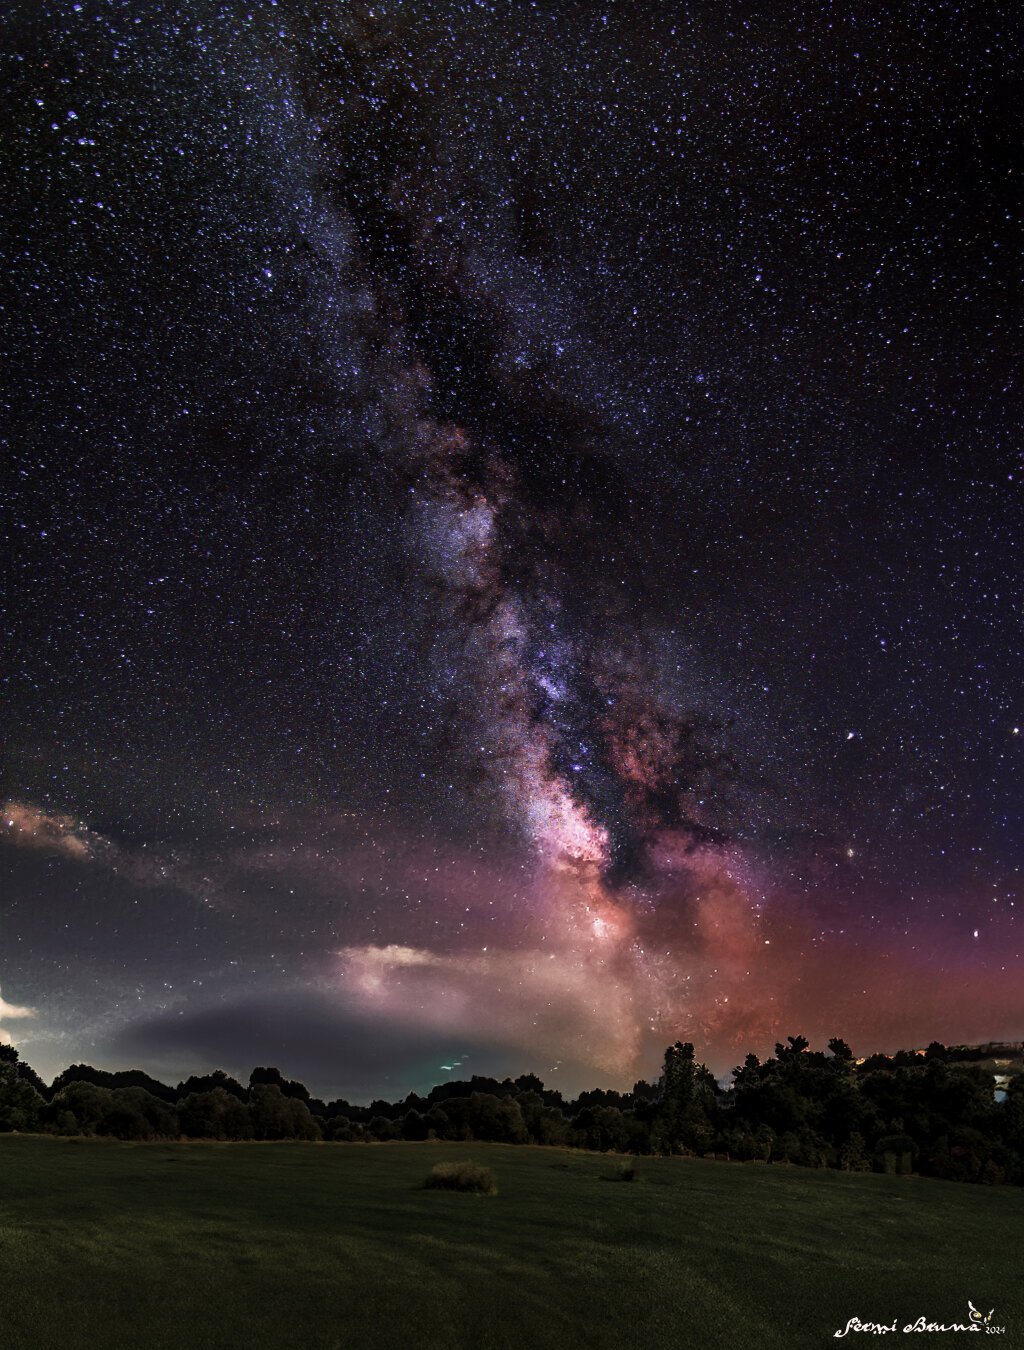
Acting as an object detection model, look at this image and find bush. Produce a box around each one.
[423,1161,497,1194]
[615,1158,637,1181]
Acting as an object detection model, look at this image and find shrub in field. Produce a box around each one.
[423,1161,497,1194]
[615,1158,638,1182]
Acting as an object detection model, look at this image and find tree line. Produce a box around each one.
[1,1035,1021,1185]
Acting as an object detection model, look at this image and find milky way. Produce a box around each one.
[4,1,1022,1098]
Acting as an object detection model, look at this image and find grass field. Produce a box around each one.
[1,1137,1020,1350]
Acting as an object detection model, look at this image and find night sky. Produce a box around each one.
[4,1,1022,1101]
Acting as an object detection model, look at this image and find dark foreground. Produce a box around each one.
[1,1137,1020,1350]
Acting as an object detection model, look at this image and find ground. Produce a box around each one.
[1,1137,1020,1350]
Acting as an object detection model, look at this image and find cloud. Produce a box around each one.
[336,938,643,1078]
[1,798,225,908]
[2,801,95,860]
[0,988,37,1048]
[108,987,543,1102]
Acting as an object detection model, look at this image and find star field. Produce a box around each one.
[3,0,1022,1097]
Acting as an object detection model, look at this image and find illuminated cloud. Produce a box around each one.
[1,799,222,908]
[0,988,37,1048]
[2,801,95,860]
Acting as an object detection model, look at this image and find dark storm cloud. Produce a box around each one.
[110,988,540,1101]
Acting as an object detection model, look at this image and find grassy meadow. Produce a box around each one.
[1,1136,1020,1350]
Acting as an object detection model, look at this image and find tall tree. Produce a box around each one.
[655,1041,717,1154]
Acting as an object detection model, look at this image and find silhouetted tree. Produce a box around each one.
[249,1083,320,1140]
[654,1041,717,1154]
[16,1032,1019,1186]
[179,1088,253,1140]
[401,1110,429,1141]
[0,1045,48,1098]
[573,1105,631,1152]
[250,1067,310,1102]
[839,1132,871,1172]
[514,1073,545,1094]
[464,1093,527,1143]
[100,1087,178,1140]
[47,1081,112,1134]
[325,1116,364,1142]
[0,1059,43,1131]
[49,1063,176,1103]
[177,1070,246,1101]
